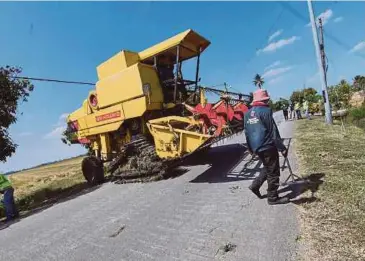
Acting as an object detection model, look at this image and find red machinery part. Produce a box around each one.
[212,100,235,122]
[233,102,249,121]
[78,137,91,144]
[185,99,250,136]
[185,100,240,137]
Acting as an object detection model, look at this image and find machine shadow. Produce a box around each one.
[187,143,262,184]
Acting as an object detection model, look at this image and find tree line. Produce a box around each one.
[253,73,365,113]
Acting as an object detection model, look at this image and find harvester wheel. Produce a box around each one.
[82,156,105,186]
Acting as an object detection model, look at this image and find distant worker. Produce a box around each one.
[244,89,289,205]
[303,99,311,120]
[289,102,295,120]
[294,102,302,119]
[0,174,19,222]
[282,103,289,121]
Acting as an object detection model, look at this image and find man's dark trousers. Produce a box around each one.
[250,147,280,200]
[3,187,18,221]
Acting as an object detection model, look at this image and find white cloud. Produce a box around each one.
[44,126,65,139]
[262,66,293,78]
[334,16,343,23]
[268,77,283,85]
[257,36,299,54]
[349,41,365,53]
[53,113,69,126]
[268,29,283,43]
[264,61,281,71]
[59,113,69,120]
[306,9,333,27]
[45,112,69,139]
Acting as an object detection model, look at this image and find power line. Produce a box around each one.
[280,2,365,60]
[11,76,250,97]
[12,76,95,86]
[242,4,286,72]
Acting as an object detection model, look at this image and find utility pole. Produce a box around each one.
[307,0,333,124]
[318,18,328,88]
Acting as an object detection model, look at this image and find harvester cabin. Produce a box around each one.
[138,29,211,102]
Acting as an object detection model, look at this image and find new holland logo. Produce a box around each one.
[96,111,121,122]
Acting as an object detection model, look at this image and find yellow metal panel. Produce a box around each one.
[122,98,147,119]
[138,29,211,63]
[96,63,144,109]
[70,104,125,139]
[100,133,112,160]
[146,116,212,159]
[84,104,125,129]
[124,51,140,67]
[97,50,139,80]
[83,121,123,137]
[68,107,84,122]
[139,63,164,106]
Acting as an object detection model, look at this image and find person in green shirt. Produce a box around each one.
[0,174,19,222]
[303,99,311,120]
[294,102,302,119]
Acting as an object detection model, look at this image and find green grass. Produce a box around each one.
[1,156,87,218]
[295,117,365,260]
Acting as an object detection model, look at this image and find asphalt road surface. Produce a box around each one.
[0,111,300,261]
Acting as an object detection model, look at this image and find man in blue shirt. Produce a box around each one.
[244,89,289,205]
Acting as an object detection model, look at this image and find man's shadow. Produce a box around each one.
[188,143,263,183]
[278,173,325,204]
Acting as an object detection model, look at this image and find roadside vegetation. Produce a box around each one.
[0,156,87,218]
[292,75,365,260]
[295,116,365,260]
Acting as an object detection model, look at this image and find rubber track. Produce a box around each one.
[107,128,244,184]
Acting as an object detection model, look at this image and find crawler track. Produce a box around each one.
[107,126,244,184]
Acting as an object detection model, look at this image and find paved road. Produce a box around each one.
[0,112,300,261]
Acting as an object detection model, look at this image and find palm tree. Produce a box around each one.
[253,74,265,89]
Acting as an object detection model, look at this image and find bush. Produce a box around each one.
[309,102,321,114]
[347,105,365,128]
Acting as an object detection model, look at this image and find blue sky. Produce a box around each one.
[1,1,365,172]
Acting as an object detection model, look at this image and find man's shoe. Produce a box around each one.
[268,196,290,205]
[248,185,262,199]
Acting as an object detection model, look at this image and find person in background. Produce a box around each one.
[0,174,19,222]
[244,89,289,205]
[282,103,289,121]
[289,102,295,120]
[303,99,311,120]
[294,102,302,119]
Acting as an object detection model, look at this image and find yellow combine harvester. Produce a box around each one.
[65,29,251,185]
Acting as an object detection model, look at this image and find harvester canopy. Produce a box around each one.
[138,29,211,65]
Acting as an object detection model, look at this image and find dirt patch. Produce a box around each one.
[215,242,237,257]
[109,225,126,238]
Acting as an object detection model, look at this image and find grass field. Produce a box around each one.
[295,117,365,261]
[1,156,87,217]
